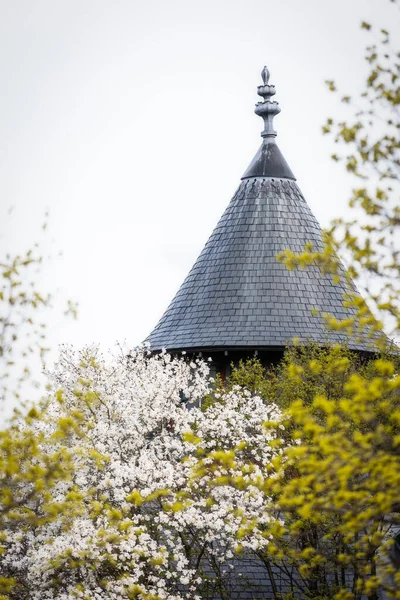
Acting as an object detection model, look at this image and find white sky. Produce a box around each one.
[0,0,398,400]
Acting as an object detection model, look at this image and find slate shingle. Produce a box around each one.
[146,175,371,352]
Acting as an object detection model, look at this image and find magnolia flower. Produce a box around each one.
[1,345,283,600]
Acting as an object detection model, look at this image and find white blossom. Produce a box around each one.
[1,345,283,599]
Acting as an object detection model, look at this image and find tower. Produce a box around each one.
[145,68,369,372]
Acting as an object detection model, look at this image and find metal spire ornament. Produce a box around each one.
[255,65,281,137]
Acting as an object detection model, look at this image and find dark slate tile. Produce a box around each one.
[145,178,373,352]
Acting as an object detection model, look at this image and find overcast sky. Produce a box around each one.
[0,0,398,401]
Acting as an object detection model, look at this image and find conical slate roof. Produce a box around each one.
[146,68,366,352]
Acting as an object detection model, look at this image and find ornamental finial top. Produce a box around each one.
[255,65,281,138]
[261,65,270,86]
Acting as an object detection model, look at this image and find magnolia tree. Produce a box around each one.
[0,346,284,600]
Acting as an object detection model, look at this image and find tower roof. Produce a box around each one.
[145,68,369,353]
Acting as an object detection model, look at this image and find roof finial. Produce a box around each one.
[255,66,281,138]
[261,65,270,85]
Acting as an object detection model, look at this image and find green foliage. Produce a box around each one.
[0,226,78,404]
[220,346,400,598]
[0,400,85,598]
[279,5,400,348]
[196,9,400,596]
[229,357,270,397]
[271,16,400,594]
[262,352,400,599]
[268,344,365,410]
[202,357,272,412]
[223,345,370,411]
[0,248,51,403]
[0,227,80,598]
